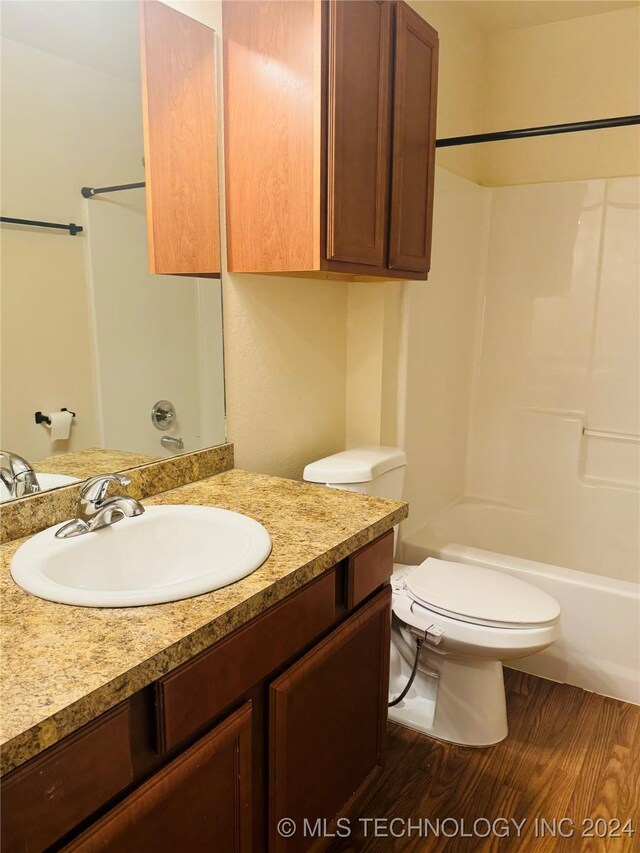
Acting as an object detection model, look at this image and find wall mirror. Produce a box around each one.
[0,0,226,503]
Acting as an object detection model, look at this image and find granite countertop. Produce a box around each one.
[0,469,407,775]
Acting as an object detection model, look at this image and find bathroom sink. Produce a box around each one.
[10,505,272,607]
[0,472,80,503]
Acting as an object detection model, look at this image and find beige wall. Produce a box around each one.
[409,0,487,183]
[481,6,640,185]
[345,283,404,449]
[223,276,348,478]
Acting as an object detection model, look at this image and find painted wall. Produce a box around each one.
[345,283,403,449]
[409,0,487,184]
[481,6,640,185]
[222,276,348,478]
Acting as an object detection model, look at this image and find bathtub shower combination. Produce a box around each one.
[399,171,640,711]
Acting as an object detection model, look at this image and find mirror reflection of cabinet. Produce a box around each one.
[0,0,226,498]
[139,1,221,277]
[222,0,438,282]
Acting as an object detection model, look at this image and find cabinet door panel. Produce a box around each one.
[1,704,132,853]
[326,0,392,266]
[388,2,438,274]
[63,703,252,853]
[269,588,391,852]
[140,0,220,276]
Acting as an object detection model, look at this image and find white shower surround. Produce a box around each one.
[398,167,640,703]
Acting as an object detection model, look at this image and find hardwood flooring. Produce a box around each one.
[328,670,640,852]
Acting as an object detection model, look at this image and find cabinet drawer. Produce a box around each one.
[1,702,132,853]
[347,530,394,609]
[157,571,337,753]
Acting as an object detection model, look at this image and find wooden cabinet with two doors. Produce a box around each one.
[223,0,439,281]
[1,532,394,853]
[140,0,438,281]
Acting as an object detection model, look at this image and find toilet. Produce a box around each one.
[303,446,561,747]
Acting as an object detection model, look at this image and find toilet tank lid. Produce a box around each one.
[303,446,407,484]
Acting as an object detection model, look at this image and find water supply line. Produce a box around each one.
[389,631,424,708]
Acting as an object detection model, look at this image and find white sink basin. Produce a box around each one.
[0,472,80,503]
[11,505,272,607]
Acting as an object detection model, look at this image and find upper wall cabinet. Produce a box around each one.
[140,1,221,277]
[223,0,438,281]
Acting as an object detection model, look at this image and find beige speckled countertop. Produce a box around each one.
[0,469,407,775]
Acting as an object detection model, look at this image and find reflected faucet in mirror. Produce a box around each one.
[161,436,184,451]
[55,473,144,539]
[0,451,40,499]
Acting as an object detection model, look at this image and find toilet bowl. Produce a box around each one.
[389,560,560,746]
[303,446,561,747]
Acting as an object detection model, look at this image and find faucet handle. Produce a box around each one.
[80,473,132,506]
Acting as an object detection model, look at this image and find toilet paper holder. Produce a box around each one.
[34,408,76,426]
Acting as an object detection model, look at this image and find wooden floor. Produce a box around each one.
[329,670,640,852]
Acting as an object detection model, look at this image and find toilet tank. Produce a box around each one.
[303,446,406,501]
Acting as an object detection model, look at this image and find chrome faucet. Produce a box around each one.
[0,450,40,499]
[55,473,144,539]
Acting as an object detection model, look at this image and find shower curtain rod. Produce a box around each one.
[436,113,640,148]
[79,114,639,192]
[0,216,83,235]
[81,182,145,198]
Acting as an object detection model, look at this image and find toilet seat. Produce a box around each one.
[402,558,560,629]
[390,557,561,747]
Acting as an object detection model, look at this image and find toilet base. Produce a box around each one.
[389,637,508,747]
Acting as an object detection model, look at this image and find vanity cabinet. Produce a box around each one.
[270,588,391,852]
[223,0,438,281]
[0,533,393,853]
[139,1,221,277]
[63,703,252,852]
[0,705,133,853]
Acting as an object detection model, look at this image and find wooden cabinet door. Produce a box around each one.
[63,703,252,853]
[388,1,438,274]
[269,587,391,852]
[1,704,132,853]
[140,0,220,277]
[326,0,392,267]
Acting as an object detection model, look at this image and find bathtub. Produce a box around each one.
[401,502,640,705]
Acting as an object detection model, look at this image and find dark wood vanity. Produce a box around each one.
[1,531,394,853]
